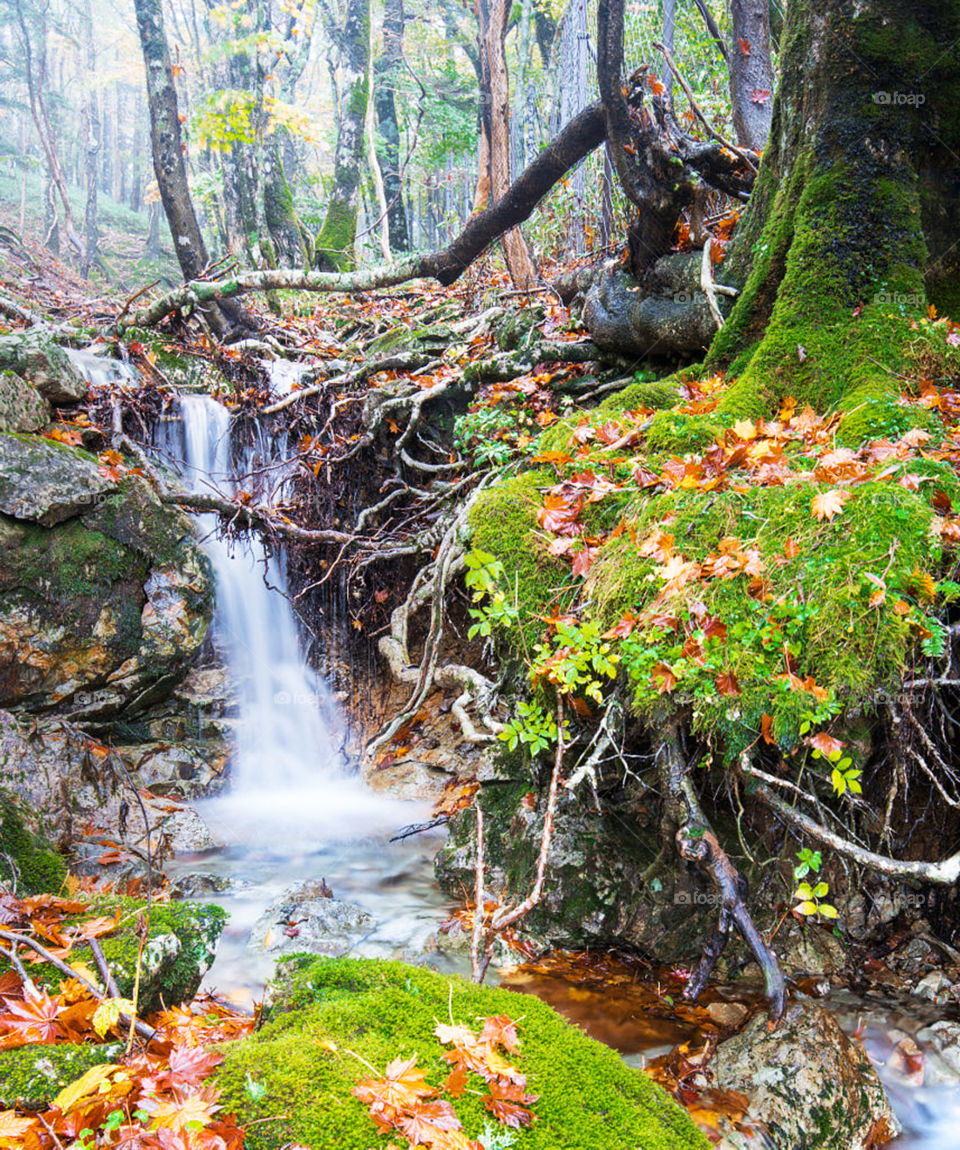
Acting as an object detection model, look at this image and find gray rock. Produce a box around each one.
[251,881,373,957]
[711,1003,899,1149]
[0,433,112,526]
[583,258,722,357]
[0,371,50,433]
[0,330,88,404]
[913,970,952,1002]
[169,871,235,899]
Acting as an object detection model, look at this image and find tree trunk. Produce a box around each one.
[707,0,960,421]
[373,0,410,253]
[132,0,251,337]
[80,0,101,280]
[728,0,774,151]
[315,0,370,272]
[479,0,539,288]
[263,140,309,267]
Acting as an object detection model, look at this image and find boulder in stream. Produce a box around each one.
[250,880,373,957]
[0,433,213,717]
[711,1003,899,1149]
[0,329,88,405]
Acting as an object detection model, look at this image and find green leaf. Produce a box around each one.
[819,904,839,919]
[797,900,819,916]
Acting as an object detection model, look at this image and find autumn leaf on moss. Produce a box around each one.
[811,489,851,521]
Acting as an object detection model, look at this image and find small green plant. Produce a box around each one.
[464,549,520,638]
[500,700,563,756]
[792,849,838,919]
[454,405,528,466]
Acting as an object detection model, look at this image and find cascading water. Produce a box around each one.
[153,391,453,991]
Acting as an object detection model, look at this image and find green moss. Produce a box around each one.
[90,898,226,1013]
[12,898,227,1014]
[315,198,359,273]
[0,789,66,895]
[0,1042,124,1108]
[837,380,940,446]
[216,957,708,1150]
[598,377,685,415]
[645,410,723,453]
[468,469,570,647]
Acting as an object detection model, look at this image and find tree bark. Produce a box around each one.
[132,0,252,338]
[707,0,960,413]
[373,0,410,253]
[315,0,371,272]
[478,0,539,289]
[80,0,101,280]
[728,0,774,151]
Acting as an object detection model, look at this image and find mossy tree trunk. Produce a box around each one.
[315,0,370,273]
[707,0,960,423]
[263,139,309,268]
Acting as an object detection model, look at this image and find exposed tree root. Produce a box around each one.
[658,725,786,1020]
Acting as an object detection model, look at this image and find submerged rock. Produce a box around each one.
[250,881,372,957]
[710,1003,899,1149]
[217,955,710,1150]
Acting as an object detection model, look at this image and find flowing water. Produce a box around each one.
[60,348,960,1145]
[151,391,461,997]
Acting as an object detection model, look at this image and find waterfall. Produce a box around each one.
[158,393,412,847]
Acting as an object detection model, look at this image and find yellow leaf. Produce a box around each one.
[811,488,851,521]
[92,997,135,1038]
[54,1063,123,1113]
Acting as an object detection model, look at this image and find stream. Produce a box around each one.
[68,349,960,1149]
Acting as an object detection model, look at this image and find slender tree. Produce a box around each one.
[315,0,370,271]
[728,0,774,150]
[373,0,410,253]
[133,0,251,336]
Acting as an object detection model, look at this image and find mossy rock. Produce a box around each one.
[468,469,570,648]
[91,898,226,1013]
[216,956,709,1150]
[15,897,226,1014]
[0,1042,123,1108]
[0,788,66,895]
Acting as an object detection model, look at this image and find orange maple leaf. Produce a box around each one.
[811,489,851,521]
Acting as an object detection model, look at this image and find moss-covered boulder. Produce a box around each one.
[216,956,709,1150]
[0,1042,124,1109]
[0,787,66,895]
[711,1003,898,1149]
[19,897,226,1015]
[0,330,87,405]
[0,435,212,717]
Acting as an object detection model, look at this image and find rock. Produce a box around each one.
[0,1043,124,1108]
[0,433,112,526]
[218,956,707,1150]
[169,871,235,899]
[0,330,88,404]
[913,969,952,1001]
[582,258,722,357]
[706,1001,750,1029]
[119,739,230,799]
[916,1020,960,1077]
[91,897,226,1013]
[0,465,212,716]
[711,1003,899,1149]
[250,881,373,958]
[776,922,847,976]
[0,371,49,433]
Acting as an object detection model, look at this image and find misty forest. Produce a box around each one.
[1,0,960,1147]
